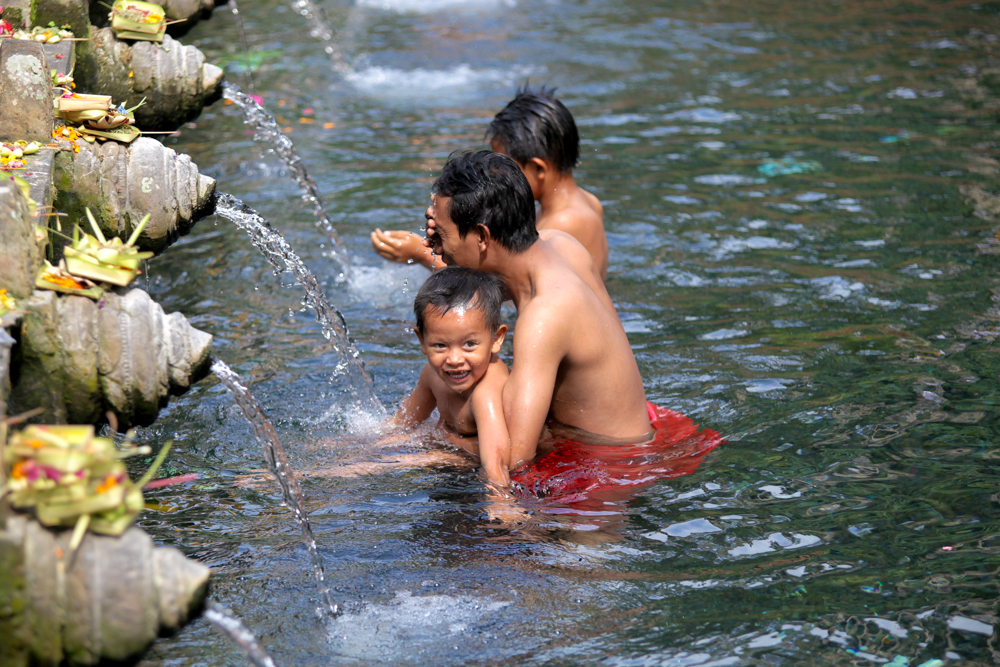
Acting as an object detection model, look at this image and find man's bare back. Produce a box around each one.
[499,233,647,465]
[423,151,649,468]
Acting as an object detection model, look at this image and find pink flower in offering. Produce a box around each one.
[250,94,264,105]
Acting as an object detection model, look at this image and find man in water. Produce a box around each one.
[371,86,609,279]
[425,150,649,467]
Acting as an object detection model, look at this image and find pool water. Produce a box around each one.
[136,0,999,664]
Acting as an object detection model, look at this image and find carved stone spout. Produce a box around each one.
[11,288,213,428]
[0,511,210,666]
[74,29,224,129]
[53,137,216,253]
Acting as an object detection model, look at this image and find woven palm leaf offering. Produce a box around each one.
[109,0,166,42]
[10,25,74,43]
[56,93,112,114]
[1,422,172,543]
[35,260,104,299]
[57,96,144,144]
[62,208,153,286]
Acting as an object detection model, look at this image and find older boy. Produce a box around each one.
[425,151,649,468]
[371,86,609,278]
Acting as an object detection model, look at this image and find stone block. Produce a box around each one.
[34,0,89,39]
[0,0,36,30]
[42,40,73,77]
[0,506,30,667]
[0,39,52,143]
[0,174,41,300]
[20,149,54,218]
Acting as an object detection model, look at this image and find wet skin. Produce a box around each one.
[391,306,512,485]
[423,195,650,467]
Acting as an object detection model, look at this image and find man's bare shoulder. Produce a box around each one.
[579,186,604,218]
[538,197,603,236]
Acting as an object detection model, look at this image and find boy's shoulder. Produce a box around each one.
[470,355,509,405]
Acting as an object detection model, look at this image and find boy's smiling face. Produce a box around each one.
[416,305,506,395]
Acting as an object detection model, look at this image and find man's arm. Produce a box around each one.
[390,364,438,427]
[470,377,512,486]
[502,311,563,467]
[370,229,447,270]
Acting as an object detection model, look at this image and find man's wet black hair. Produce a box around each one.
[485,85,580,173]
[413,267,505,334]
[432,150,538,254]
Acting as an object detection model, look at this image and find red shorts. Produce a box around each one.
[510,403,724,509]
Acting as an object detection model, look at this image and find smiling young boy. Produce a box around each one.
[371,86,609,278]
[390,267,513,486]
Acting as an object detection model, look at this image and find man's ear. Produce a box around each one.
[476,223,492,253]
[491,324,508,353]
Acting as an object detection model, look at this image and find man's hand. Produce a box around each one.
[371,228,446,270]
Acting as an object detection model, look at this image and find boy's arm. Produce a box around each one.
[502,313,562,467]
[390,364,438,427]
[370,229,447,270]
[470,369,512,487]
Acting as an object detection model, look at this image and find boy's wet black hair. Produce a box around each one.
[432,150,538,254]
[414,267,505,335]
[485,85,580,174]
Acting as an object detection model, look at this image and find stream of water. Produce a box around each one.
[213,192,383,418]
[204,600,279,667]
[211,358,339,618]
[136,0,999,664]
[221,82,351,275]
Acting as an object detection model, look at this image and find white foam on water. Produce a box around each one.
[346,64,533,100]
[357,0,514,13]
[348,261,428,309]
[327,591,513,661]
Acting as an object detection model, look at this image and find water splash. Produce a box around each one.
[211,360,339,618]
[221,82,350,276]
[214,192,384,416]
[204,600,278,667]
[290,0,350,72]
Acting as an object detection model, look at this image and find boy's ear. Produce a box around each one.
[528,157,549,183]
[414,326,425,347]
[491,324,508,353]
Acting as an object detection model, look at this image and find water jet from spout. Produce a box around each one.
[211,359,339,618]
